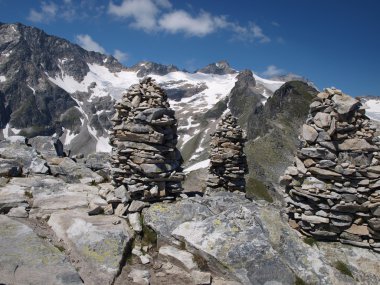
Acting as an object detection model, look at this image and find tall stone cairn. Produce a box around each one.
[281,87,380,251]
[206,113,248,193]
[109,77,185,204]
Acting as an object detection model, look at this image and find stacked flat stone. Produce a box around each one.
[206,113,248,192]
[281,87,380,251]
[109,77,185,204]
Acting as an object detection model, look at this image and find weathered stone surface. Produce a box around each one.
[0,184,27,213]
[314,112,331,128]
[50,157,104,184]
[29,182,98,218]
[158,245,198,272]
[192,271,212,285]
[30,157,49,174]
[143,191,380,284]
[331,94,360,115]
[302,124,318,143]
[48,209,133,285]
[128,269,150,285]
[128,212,143,232]
[0,215,82,285]
[338,138,378,152]
[308,167,342,179]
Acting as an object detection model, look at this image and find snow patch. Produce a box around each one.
[0,76,6,82]
[364,99,380,121]
[96,136,112,152]
[10,128,21,135]
[178,117,200,131]
[2,124,10,138]
[184,159,210,173]
[253,73,285,92]
[27,85,36,94]
[64,130,77,145]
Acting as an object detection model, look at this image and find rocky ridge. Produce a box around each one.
[206,113,248,193]
[1,126,380,284]
[281,87,380,251]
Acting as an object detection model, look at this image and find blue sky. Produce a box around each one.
[0,0,379,96]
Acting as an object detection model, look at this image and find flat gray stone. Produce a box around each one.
[48,209,134,285]
[302,124,318,143]
[0,184,27,213]
[0,215,82,285]
[332,94,360,115]
[159,245,198,272]
[338,138,378,152]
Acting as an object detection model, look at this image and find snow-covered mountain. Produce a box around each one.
[360,97,380,122]
[0,22,286,173]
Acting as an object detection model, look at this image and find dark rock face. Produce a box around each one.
[0,22,121,137]
[196,60,237,75]
[228,70,264,128]
[243,81,318,200]
[128,61,179,78]
[281,87,380,250]
[206,113,248,193]
[110,77,185,203]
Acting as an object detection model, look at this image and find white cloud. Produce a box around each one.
[251,24,271,43]
[262,65,285,77]
[27,1,58,23]
[113,49,129,63]
[159,10,223,36]
[108,0,161,31]
[107,0,271,42]
[155,0,172,8]
[75,34,106,54]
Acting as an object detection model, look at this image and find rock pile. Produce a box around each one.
[109,77,185,208]
[206,113,248,192]
[281,87,380,250]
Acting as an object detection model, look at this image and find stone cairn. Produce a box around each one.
[281,87,380,251]
[107,77,185,217]
[206,113,248,193]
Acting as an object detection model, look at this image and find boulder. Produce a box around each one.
[302,124,318,143]
[331,94,360,115]
[48,209,133,285]
[0,215,82,285]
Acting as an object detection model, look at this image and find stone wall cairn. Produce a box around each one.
[206,113,248,193]
[281,87,380,251]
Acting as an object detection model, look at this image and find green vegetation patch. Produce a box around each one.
[246,177,273,203]
[334,260,354,278]
[294,276,309,285]
[303,237,318,247]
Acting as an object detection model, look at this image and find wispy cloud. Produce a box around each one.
[75,34,129,63]
[108,0,272,42]
[262,65,285,77]
[27,1,57,23]
[158,10,224,37]
[113,49,129,63]
[26,0,105,23]
[27,0,274,43]
[75,34,106,53]
[108,0,162,31]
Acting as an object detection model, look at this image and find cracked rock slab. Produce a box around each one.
[48,209,134,285]
[0,215,82,285]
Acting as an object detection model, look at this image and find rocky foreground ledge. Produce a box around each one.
[1,136,380,285]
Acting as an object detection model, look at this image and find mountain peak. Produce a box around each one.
[196,60,237,75]
[128,61,180,77]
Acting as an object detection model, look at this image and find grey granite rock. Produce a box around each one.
[0,215,82,285]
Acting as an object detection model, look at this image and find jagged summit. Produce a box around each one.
[196,60,237,75]
[128,61,180,77]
